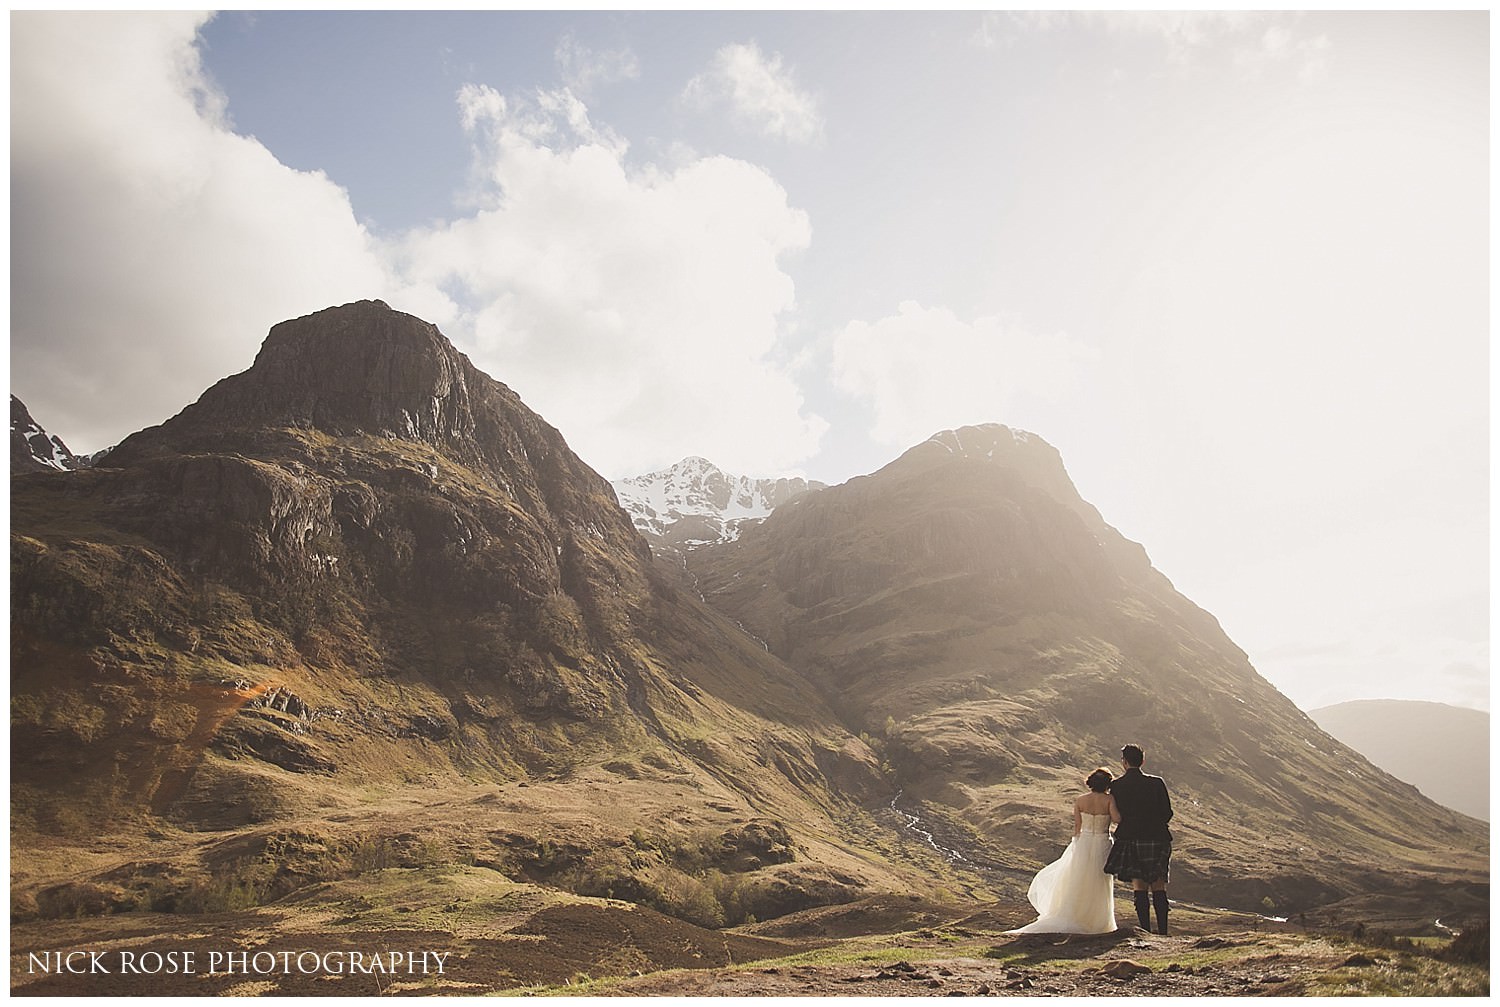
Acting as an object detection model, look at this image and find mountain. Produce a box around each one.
[1309,700,1489,822]
[11,394,80,472]
[687,423,1487,922]
[613,456,824,555]
[10,300,903,925]
[10,305,1485,947]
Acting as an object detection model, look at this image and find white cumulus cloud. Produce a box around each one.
[392,84,825,477]
[831,302,1098,451]
[11,12,391,453]
[683,42,823,144]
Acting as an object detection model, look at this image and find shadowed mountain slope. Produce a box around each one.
[687,424,1487,920]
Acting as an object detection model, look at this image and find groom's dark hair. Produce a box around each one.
[1121,744,1144,767]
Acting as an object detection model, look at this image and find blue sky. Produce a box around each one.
[10,11,1489,715]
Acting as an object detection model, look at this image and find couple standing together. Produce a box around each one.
[1011,744,1173,936]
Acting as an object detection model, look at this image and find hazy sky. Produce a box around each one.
[9,11,1489,714]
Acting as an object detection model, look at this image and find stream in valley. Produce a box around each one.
[889,791,970,864]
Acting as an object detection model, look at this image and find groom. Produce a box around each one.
[1105,744,1174,935]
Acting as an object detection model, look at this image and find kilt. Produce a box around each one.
[1104,838,1171,884]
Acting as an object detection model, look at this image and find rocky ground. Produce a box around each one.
[11,876,1487,997]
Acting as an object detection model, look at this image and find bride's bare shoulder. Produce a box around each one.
[1076,791,1108,813]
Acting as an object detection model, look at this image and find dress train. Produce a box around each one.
[1008,812,1117,934]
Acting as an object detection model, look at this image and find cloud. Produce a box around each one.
[554,30,639,97]
[831,302,1098,450]
[682,42,823,143]
[11,12,390,453]
[391,84,825,477]
[11,15,825,478]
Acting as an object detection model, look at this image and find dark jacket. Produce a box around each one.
[1109,767,1173,841]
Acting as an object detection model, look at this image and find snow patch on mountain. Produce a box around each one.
[613,456,825,553]
[11,395,81,473]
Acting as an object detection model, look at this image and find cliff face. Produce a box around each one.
[687,424,1487,916]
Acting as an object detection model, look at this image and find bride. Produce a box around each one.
[1008,768,1120,934]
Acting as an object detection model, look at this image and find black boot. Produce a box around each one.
[1152,891,1169,936]
[1134,891,1152,931]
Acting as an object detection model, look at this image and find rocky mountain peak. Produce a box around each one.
[101,301,610,516]
[79,300,654,640]
[888,423,1077,504]
[190,300,480,447]
[875,422,1160,579]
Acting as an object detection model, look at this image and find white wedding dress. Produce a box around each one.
[1008,812,1117,934]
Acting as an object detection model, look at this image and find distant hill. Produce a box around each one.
[1309,700,1488,821]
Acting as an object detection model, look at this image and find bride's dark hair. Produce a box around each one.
[1086,768,1112,793]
